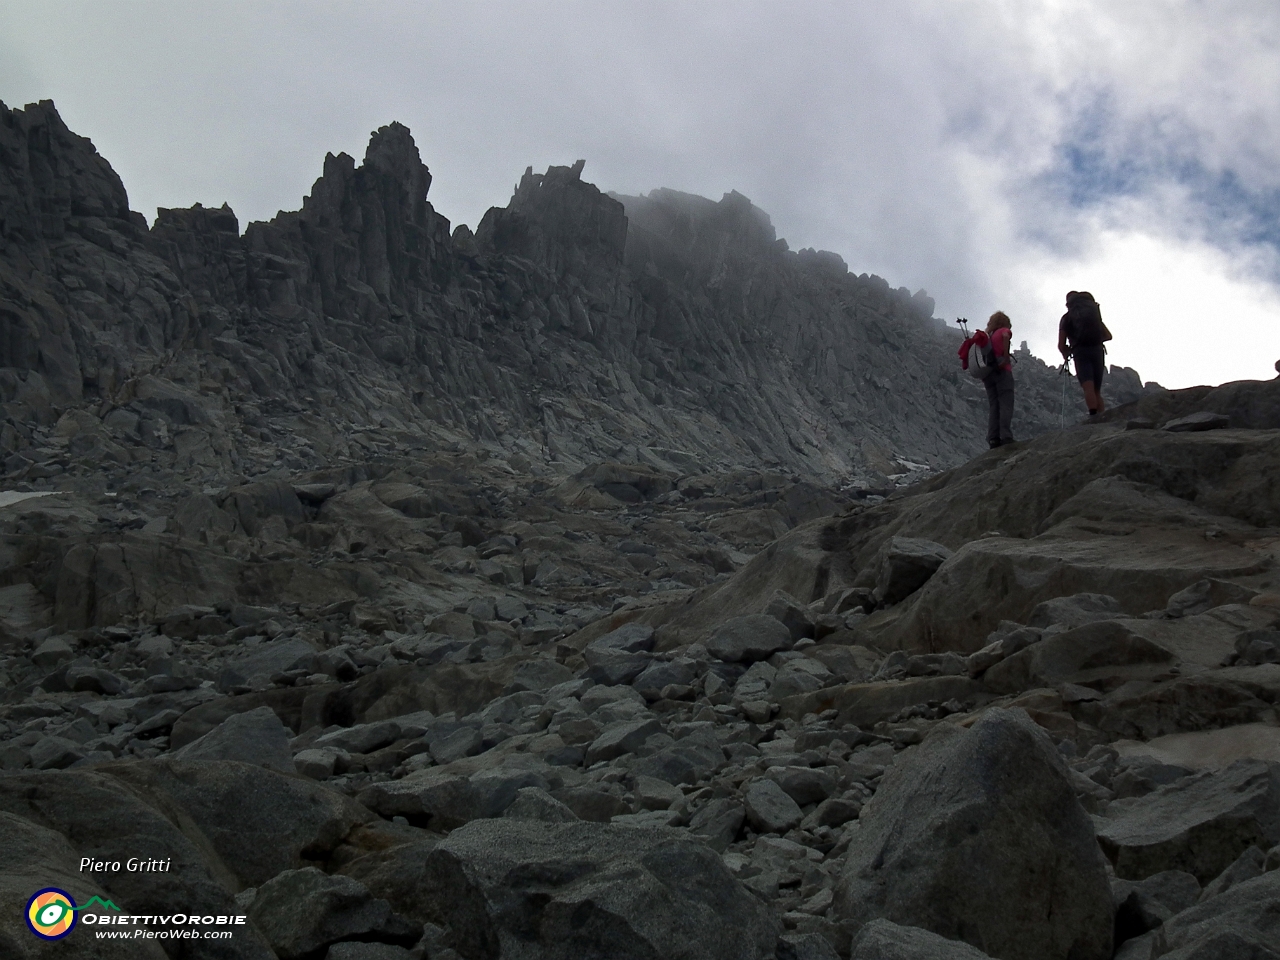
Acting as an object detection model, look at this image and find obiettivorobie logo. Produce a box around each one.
[25,888,121,940]
[25,885,249,942]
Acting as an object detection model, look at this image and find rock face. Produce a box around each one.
[0,98,1138,497]
[420,819,779,960]
[834,709,1114,960]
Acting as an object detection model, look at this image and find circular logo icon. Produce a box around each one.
[26,888,77,940]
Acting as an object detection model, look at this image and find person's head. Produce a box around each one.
[1066,290,1094,307]
[987,311,1011,333]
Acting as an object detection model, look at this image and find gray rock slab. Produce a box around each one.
[551,786,633,822]
[421,819,780,960]
[706,614,794,663]
[326,944,415,960]
[314,720,404,755]
[765,765,837,806]
[688,797,745,852]
[249,867,396,960]
[629,726,726,785]
[777,931,841,960]
[835,708,1114,960]
[107,757,374,888]
[509,657,575,692]
[502,786,580,823]
[874,537,953,606]
[226,637,317,684]
[584,646,653,685]
[31,635,76,669]
[1162,411,1231,432]
[172,704,295,772]
[743,777,804,834]
[29,735,86,770]
[1027,593,1124,629]
[428,724,484,764]
[1095,759,1280,882]
[588,622,657,654]
[765,591,817,642]
[1154,869,1280,957]
[295,747,340,780]
[584,717,663,765]
[851,919,995,959]
[632,657,698,696]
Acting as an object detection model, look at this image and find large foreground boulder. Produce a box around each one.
[0,811,169,959]
[420,819,780,959]
[834,709,1113,960]
[0,769,276,958]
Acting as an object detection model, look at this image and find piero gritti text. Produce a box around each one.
[80,857,173,873]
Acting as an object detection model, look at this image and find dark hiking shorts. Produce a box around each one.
[1073,344,1106,387]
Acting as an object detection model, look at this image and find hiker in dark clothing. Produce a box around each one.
[983,311,1015,447]
[1058,290,1112,418]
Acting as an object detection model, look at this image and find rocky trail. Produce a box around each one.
[2,97,1279,960]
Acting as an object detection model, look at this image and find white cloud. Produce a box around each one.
[1009,224,1280,389]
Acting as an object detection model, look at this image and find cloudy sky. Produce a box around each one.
[4,1,1279,388]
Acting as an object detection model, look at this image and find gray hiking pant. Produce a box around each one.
[985,369,1015,446]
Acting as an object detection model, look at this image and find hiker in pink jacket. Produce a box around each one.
[981,311,1015,447]
[958,311,1015,448]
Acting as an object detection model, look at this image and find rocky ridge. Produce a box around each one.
[2,98,1144,494]
[3,98,1278,960]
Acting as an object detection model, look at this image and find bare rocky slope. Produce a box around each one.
[2,98,1278,960]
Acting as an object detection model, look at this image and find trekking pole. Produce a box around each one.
[1058,362,1070,429]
